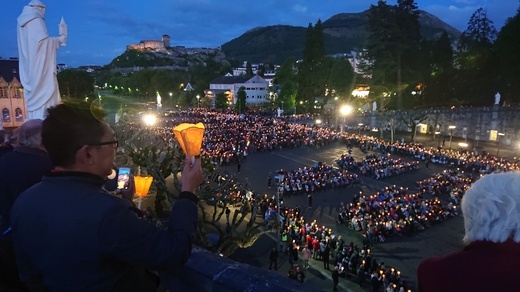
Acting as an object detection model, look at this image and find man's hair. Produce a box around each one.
[462,172,520,244]
[18,119,43,148]
[42,102,107,167]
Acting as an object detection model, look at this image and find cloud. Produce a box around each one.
[292,4,308,13]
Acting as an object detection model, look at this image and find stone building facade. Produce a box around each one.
[126,34,171,51]
[355,106,520,146]
[0,58,26,128]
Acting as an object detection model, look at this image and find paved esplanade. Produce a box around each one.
[226,135,469,292]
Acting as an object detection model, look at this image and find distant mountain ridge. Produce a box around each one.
[221,9,461,64]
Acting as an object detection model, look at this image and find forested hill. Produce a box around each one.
[221,10,461,64]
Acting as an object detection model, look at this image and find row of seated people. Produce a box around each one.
[337,185,464,240]
[416,170,472,201]
[274,163,360,196]
[336,153,420,180]
[358,135,520,174]
[279,207,409,291]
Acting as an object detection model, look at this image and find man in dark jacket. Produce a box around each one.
[268,247,278,270]
[0,119,49,292]
[10,102,203,291]
[0,119,52,233]
[332,265,339,291]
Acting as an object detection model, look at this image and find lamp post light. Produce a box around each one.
[142,114,157,127]
[413,119,420,143]
[448,125,456,150]
[339,105,353,134]
[497,132,506,156]
[475,129,480,148]
[196,94,200,108]
[274,174,284,251]
[358,123,364,136]
[434,124,440,144]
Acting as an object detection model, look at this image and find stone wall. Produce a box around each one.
[162,247,307,291]
[354,106,520,145]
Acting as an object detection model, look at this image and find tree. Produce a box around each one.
[298,20,326,113]
[366,1,399,105]
[454,7,498,105]
[58,69,95,99]
[400,112,428,142]
[420,31,455,106]
[235,86,247,114]
[395,0,422,109]
[215,92,229,110]
[457,7,497,69]
[376,110,401,141]
[321,56,355,101]
[246,62,253,75]
[365,0,422,109]
[273,58,298,113]
[492,8,520,103]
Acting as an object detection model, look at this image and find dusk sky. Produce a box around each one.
[1,0,518,67]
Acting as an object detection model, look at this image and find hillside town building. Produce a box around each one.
[0,58,27,128]
[206,74,269,106]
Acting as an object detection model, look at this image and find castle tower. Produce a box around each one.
[162,34,171,48]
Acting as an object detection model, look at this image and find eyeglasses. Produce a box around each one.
[88,140,119,148]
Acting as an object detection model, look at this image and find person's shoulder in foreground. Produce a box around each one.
[10,102,203,291]
[418,172,520,292]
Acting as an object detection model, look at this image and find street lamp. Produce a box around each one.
[339,105,353,134]
[413,119,420,143]
[497,132,506,155]
[196,94,200,108]
[475,129,480,148]
[434,124,440,143]
[448,125,456,150]
[142,114,157,127]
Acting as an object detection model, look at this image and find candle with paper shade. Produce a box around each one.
[134,176,153,209]
[173,122,205,156]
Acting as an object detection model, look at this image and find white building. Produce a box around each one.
[206,74,269,106]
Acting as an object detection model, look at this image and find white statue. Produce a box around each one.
[495,92,501,105]
[156,92,162,106]
[276,107,283,117]
[17,0,67,120]
[372,101,377,111]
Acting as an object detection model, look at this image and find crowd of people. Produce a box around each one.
[5,106,520,291]
[278,206,410,291]
[337,153,421,180]
[273,162,360,197]
[337,183,461,242]
[116,109,343,167]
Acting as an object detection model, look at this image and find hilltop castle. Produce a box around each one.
[126,34,171,52]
